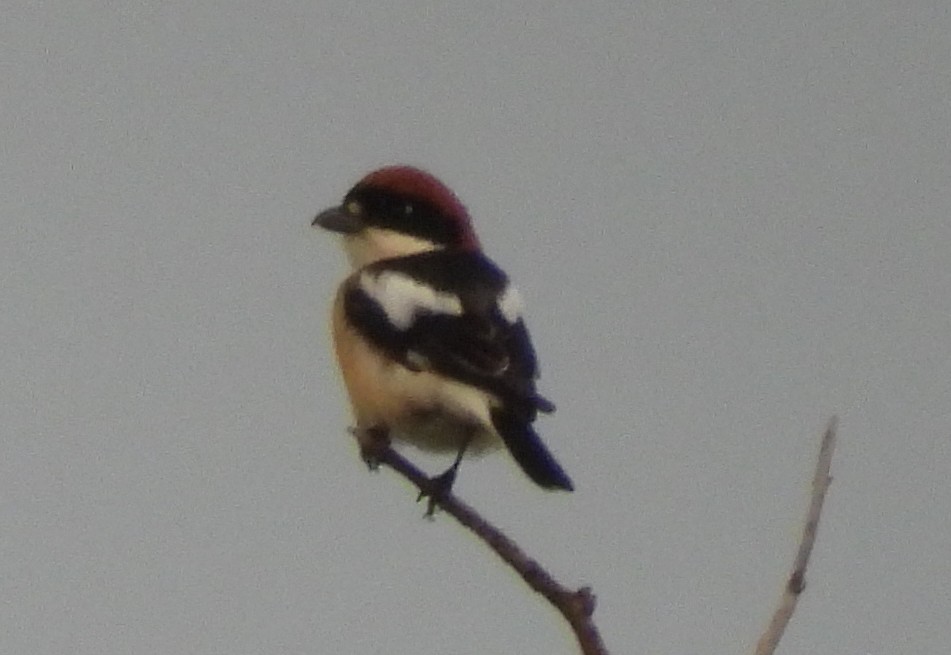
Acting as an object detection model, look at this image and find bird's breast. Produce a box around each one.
[330,284,500,454]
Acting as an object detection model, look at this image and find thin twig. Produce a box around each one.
[370,443,608,655]
[754,417,838,655]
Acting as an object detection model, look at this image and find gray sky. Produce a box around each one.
[3,2,950,653]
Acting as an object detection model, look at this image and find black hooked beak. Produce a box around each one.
[312,204,365,234]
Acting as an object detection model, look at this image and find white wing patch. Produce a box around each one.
[359,270,463,330]
[497,284,523,324]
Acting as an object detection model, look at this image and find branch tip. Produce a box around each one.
[754,417,838,655]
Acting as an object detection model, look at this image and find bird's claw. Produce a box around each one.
[350,426,390,471]
[417,466,458,517]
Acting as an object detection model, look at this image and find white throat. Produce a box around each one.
[342,227,442,268]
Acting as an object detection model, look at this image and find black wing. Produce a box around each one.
[343,250,554,419]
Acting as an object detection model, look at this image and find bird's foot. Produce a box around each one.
[417,464,459,518]
[350,426,390,471]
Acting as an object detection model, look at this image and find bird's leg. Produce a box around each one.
[349,425,391,470]
[418,434,472,517]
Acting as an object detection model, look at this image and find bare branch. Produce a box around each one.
[368,443,609,655]
[354,418,837,655]
[754,417,838,655]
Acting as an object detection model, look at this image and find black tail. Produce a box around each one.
[491,408,573,491]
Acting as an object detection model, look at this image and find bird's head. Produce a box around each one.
[313,165,481,268]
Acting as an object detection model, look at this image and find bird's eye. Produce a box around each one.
[345,200,363,215]
[403,203,414,216]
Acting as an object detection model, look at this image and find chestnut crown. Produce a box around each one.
[320,166,481,251]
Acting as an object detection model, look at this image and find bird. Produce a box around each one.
[312,165,573,500]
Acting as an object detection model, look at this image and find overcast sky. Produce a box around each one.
[3,2,950,654]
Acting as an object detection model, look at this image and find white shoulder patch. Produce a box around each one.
[497,283,523,324]
[359,270,463,330]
